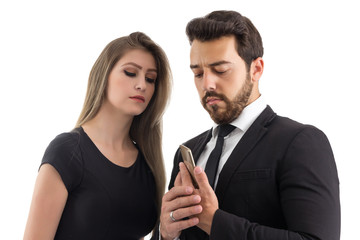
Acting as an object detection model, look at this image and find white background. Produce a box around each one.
[0,0,359,239]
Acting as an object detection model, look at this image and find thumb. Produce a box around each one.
[179,162,194,187]
[193,166,211,190]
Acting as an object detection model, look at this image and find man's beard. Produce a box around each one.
[201,75,253,125]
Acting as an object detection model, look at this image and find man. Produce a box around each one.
[156,10,340,240]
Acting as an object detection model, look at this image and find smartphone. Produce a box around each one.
[179,145,199,189]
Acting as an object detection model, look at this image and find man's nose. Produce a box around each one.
[202,71,216,92]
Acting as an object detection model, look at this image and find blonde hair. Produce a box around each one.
[75,32,171,220]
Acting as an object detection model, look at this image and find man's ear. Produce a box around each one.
[250,57,264,83]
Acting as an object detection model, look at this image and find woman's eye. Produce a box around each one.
[146,77,156,84]
[124,70,136,77]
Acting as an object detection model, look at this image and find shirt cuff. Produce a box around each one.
[158,223,181,240]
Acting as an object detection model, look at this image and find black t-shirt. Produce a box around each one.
[41,127,157,240]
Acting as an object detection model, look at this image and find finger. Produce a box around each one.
[174,172,182,187]
[162,186,193,203]
[194,166,211,190]
[171,200,202,221]
[163,217,199,237]
[173,217,199,230]
[164,193,201,216]
[160,194,201,238]
[179,162,194,187]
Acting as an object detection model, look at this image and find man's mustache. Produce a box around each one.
[202,91,226,104]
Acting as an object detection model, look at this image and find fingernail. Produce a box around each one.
[192,217,199,224]
[195,167,202,174]
[193,195,200,202]
[194,205,202,213]
[186,187,193,194]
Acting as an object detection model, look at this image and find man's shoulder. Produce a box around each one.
[269,113,328,143]
[273,114,305,128]
[272,114,316,130]
[251,106,326,140]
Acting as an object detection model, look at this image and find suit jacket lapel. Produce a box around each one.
[215,106,277,205]
[192,129,212,164]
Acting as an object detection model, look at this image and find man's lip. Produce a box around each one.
[130,95,145,103]
[206,97,222,105]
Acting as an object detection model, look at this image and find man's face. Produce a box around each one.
[190,36,254,124]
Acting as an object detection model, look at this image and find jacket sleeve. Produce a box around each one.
[210,126,340,240]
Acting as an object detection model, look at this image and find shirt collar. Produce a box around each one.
[212,95,267,136]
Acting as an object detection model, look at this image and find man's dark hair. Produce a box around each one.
[186,10,264,71]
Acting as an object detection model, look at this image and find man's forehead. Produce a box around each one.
[190,37,238,68]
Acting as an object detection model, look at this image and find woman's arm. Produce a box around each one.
[24,164,68,240]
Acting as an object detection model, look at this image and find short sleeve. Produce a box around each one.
[40,131,83,192]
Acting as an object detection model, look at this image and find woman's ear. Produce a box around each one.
[250,57,264,83]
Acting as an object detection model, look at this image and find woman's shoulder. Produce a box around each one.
[46,128,81,153]
[51,128,80,144]
[41,128,83,191]
[42,128,83,167]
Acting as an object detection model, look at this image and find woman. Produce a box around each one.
[24,32,172,239]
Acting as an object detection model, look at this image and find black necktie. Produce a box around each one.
[205,124,236,189]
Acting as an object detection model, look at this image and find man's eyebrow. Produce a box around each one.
[122,62,157,72]
[190,64,199,69]
[190,60,232,69]
[208,60,232,67]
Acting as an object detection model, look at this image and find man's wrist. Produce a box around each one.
[159,223,180,240]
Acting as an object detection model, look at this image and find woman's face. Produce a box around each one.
[105,49,157,116]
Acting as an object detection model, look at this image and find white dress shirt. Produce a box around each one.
[196,96,267,189]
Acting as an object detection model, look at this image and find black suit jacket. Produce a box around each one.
[154,106,340,240]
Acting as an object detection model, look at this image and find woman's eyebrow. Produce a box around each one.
[122,62,157,72]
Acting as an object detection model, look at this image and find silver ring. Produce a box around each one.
[170,211,176,222]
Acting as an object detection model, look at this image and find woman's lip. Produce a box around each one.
[130,95,145,103]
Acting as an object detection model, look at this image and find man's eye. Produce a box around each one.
[194,73,203,78]
[215,70,227,74]
[124,70,136,77]
[146,77,156,84]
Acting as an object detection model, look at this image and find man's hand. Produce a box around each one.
[178,162,219,235]
[160,172,202,240]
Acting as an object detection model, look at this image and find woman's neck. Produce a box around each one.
[81,103,134,149]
